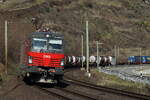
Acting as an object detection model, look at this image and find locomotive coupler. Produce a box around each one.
[43,71,48,78]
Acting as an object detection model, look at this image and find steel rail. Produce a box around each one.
[34,86,71,100]
[1,83,23,96]
[34,85,97,100]
[64,76,150,100]
[55,87,97,100]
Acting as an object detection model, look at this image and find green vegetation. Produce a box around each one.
[91,69,150,95]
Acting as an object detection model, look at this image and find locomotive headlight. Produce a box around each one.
[60,59,64,66]
[46,34,50,38]
[28,56,32,64]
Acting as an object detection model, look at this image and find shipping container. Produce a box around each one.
[128,56,150,64]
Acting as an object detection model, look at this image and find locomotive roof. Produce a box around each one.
[28,32,63,39]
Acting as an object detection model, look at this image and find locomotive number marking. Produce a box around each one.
[43,55,51,58]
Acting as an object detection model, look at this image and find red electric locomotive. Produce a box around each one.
[20,31,65,84]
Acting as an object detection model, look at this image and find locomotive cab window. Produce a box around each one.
[48,39,63,53]
[31,38,63,53]
[48,40,63,50]
[32,38,47,51]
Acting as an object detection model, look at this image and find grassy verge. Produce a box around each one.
[0,72,10,82]
[0,62,18,82]
[0,60,20,83]
[91,68,150,95]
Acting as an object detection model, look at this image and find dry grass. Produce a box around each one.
[0,63,9,81]
[144,74,150,76]
[0,59,20,82]
[91,68,150,95]
[0,0,150,76]
[95,0,123,7]
[0,0,47,11]
[0,0,23,9]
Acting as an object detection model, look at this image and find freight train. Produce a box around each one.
[20,31,65,84]
[128,56,150,64]
[20,30,150,84]
[65,56,116,67]
[64,55,150,67]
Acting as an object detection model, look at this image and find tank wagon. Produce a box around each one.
[20,31,65,84]
[65,55,116,67]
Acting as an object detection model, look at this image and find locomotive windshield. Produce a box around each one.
[48,40,62,50]
[32,38,47,50]
[32,38,63,53]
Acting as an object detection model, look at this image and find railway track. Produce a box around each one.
[4,68,149,100]
[64,75,150,100]
[55,86,97,100]
[1,83,23,96]
[34,86,71,100]
[34,85,97,100]
[28,68,148,100]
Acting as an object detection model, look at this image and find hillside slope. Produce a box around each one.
[0,0,150,63]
